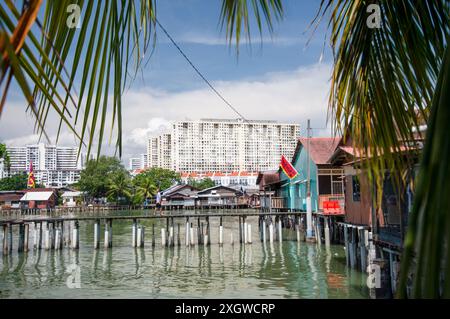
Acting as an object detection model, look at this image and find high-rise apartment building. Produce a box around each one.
[148,118,300,173]
[147,133,172,169]
[1,143,83,187]
[129,154,147,170]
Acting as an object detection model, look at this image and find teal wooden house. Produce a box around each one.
[280,137,344,212]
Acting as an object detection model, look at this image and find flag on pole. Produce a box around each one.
[27,161,36,188]
[280,155,298,179]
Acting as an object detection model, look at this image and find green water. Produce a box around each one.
[0,210,369,298]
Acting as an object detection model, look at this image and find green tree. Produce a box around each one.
[187,178,215,190]
[0,173,27,190]
[133,167,180,191]
[134,175,157,202]
[0,143,9,169]
[78,156,127,199]
[106,170,132,204]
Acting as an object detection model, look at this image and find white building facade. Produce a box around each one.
[148,118,300,173]
[147,133,172,169]
[1,143,83,187]
[129,154,147,170]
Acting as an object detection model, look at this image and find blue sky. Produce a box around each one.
[0,0,333,163]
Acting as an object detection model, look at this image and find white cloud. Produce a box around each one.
[0,63,334,164]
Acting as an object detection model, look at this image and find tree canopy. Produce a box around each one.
[78,156,128,199]
[187,178,215,190]
[133,167,180,191]
[0,173,43,191]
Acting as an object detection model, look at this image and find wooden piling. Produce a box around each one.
[262,218,266,243]
[152,223,155,247]
[3,224,9,255]
[137,225,144,247]
[72,221,79,249]
[324,216,331,248]
[94,220,100,249]
[277,217,282,242]
[161,228,166,247]
[132,219,137,248]
[18,223,25,252]
[269,220,274,243]
[24,223,29,252]
[219,217,223,246]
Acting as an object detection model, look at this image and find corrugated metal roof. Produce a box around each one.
[20,191,54,201]
[298,137,342,164]
[62,191,82,197]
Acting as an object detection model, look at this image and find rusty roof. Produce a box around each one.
[297,137,342,164]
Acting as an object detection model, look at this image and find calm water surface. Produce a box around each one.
[0,210,369,298]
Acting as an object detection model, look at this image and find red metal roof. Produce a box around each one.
[298,137,342,164]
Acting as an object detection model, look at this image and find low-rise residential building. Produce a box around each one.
[20,188,58,209]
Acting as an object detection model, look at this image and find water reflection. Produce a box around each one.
[0,215,369,299]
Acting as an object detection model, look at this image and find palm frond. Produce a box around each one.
[0,0,156,158]
[219,0,284,52]
[317,0,449,201]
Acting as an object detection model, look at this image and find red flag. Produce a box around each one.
[27,161,36,188]
[280,155,298,179]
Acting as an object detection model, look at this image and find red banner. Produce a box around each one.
[280,155,298,179]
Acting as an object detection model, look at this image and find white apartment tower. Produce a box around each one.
[147,133,172,169]
[148,118,300,173]
[2,143,83,187]
[129,154,148,170]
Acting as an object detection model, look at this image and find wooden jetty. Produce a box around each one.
[0,211,312,255]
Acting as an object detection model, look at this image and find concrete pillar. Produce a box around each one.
[161,228,166,247]
[247,224,252,244]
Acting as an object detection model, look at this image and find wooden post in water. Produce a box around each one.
[177,223,181,246]
[277,216,282,242]
[94,220,100,249]
[54,224,61,250]
[137,225,144,248]
[243,216,247,244]
[344,224,350,266]
[324,216,331,248]
[206,216,211,246]
[296,216,301,242]
[247,223,252,244]
[261,216,266,243]
[190,222,194,246]
[269,219,274,243]
[8,223,12,253]
[219,217,223,246]
[170,218,174,247]
[72,221,79,249]
[161,227,166,247]
[44,224,51,250]
[108,219,113,248]
[185,218,189,247]
[2,224,9,255]
[24,223,29,252]
[59,221,64,249]
[152,223,155,247]
[198,218,202,245]
[132,219,137,248]
[18,224,25,252]
[238,216,242,244]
